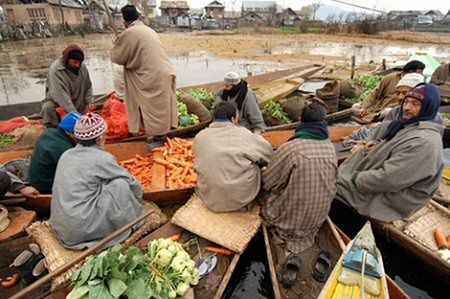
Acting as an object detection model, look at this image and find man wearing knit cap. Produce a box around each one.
[51,113,144,249]
[28,112,80,193]
[42,44,93,127]
[215,71,266,132]
[111,4,177,137]
[346,72,427,150]
[352,60,425,122]
[337,83,444,222]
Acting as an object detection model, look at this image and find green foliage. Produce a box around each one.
[277,27,301,34]
[188,89,214,104]
[68,240,199,299]
[262,101,292,124]
[353,74,382,103]
[0,133,15,147]
[306,27,326,33]
[178,101,200,128]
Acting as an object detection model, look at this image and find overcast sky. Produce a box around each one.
[148,0,449,13]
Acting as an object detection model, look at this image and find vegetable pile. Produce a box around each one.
[68,241,199,299]
[0,133,15,147]
[187,89,215,108]
[262,101,292,124]
[177,101,200,128]
[120,154,153,190]
[353,75,382,103]
[152,138,197,189]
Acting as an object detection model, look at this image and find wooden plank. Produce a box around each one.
[262,226,282,299]
[151,151,166,191]
[0,210,36,244]
[254,77,304,108]
[213,253,241,299]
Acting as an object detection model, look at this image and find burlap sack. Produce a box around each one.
[339,80,363,99]
[262,112,283,127]
[316,80,340,113]
[180,95,212,122]
[280,96,309,122]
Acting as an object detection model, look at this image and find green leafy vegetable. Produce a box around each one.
[0,133,15,147]
[178,101,200,128]
[262,101,292,124]
[353,74,382,103]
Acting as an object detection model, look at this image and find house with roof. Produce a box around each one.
[160,0,189,26]
[424,10,444,21]
[130,0,157,21]
[223,10,241,28]
[241,0,276,24]
[2,0,84,28]
[238,11,264,27]
[85,0,117,31]
[278,7,299,26]
[204,1,224,25]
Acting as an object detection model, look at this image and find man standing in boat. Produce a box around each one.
[352,60,425,122]
[194,101,272,212]
[215,72,266,133]
[431,61,450,102]
[110,4,178,140]
[41,44,93,127]
[337,83,444,222]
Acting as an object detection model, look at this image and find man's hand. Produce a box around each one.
[363,140,380,152]
[19,186,40,198]
[356,108,366,117]
[350,141,365,154]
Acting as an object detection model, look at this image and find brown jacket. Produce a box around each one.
[430,63,450,103]
[193,122,273,212]
[111,21,177,135]
[362,72,401,122]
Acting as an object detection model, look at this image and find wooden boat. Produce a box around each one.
[335,226,410,299]
[264,218,407,299]
[318,222,390,299]
[370,200,450,282]
[0,64,324,121]
[0,125,360,213]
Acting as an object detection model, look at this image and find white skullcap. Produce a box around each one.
[396,73,424,89]
[224,71,241,85]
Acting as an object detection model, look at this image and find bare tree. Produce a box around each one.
[312,2,322,21]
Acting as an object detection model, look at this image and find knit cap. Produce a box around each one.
[405,84,426,102]
[224,72,241,85]
[74,113,107,140]
[396,73,424,89]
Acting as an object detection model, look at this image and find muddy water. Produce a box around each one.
[269,41,450,64]
[0,34,297,106]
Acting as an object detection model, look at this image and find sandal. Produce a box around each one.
[313,251,332,282]
[279,255,302,287]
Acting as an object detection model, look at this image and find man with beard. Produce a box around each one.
[111,5,178,139]
[41,44,93,127]
[337,84,444,222]
[215,71,266,132]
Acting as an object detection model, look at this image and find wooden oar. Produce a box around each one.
[10,208,155,299]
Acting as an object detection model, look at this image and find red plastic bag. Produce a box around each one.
[102,93,129,140]
[0,116,41,134]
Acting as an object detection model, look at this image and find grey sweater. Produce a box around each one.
[337,121,444,222]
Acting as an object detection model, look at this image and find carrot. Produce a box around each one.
[121,158,137,164]
[154,158,175,169]
[168,234,181,242]
[151,147,165,152]
[2,274,19,288]
[205,247,233,255]
[435,227,448,249]
[447,235,450,250]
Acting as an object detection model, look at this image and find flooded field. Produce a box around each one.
[0,31,449,106]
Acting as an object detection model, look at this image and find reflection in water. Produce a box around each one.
[0,37,297,106]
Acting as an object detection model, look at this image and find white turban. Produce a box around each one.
[396,73,424,89]
[224,71,241,85]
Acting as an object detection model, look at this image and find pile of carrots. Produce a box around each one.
[120,154,153,190]
[151,138,197,189]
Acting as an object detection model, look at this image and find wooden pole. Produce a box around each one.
[58,0,65,36]
[10,209,155,299]
[350,55,356,79]
[101,0,119,36]
[382,58,387,70]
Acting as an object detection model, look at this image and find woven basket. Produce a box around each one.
[404,204,450,251]
[171,195,262,253]
[26,200,167,291]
